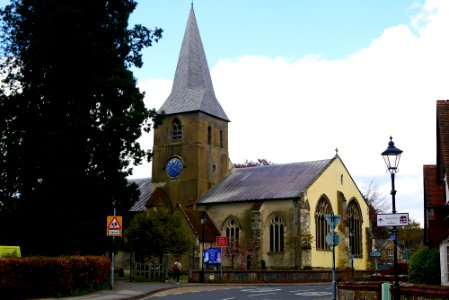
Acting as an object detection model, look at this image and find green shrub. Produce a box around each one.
[408,246,440,285]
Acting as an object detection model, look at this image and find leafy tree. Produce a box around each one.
[398,219,423,252]
[124,208,192,262]
[222,238,257,269]
[0,0,162,255]
[408,245,440,285]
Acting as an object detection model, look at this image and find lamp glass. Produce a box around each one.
[200,211,208,224]
[381,137,403,171]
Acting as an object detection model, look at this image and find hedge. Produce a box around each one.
[0,255,111,299]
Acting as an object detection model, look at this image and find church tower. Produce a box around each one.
[151,7,231,208]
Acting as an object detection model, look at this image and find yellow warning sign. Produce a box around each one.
[106,216,122,237]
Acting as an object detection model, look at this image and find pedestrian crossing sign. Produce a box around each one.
[107,216,122,237]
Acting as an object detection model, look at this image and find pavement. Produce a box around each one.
[40,279,187,300]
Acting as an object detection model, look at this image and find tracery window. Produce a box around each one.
[226,218,240,249]
[270,216,284,252]
[347,200,363,256]
[315,196,332,250]
[172,118,182,142]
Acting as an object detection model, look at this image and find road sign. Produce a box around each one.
[326,232,342,247]
[106,215,122,237]
[325,214,341,229]
[216,236,228,247]
[370,251,382,257]
[376,213,409,227]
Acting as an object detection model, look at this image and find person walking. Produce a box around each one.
[172,258,182,283]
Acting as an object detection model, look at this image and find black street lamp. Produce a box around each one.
[200,211,208,283]
[381,136,403,300]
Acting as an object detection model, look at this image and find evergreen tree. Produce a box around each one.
[0,0,162,255]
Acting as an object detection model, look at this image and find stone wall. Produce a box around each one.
[337,281,449,300]
[190,270,371,283]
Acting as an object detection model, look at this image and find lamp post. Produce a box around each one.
[381,136,403,300]
[200,211,208,283]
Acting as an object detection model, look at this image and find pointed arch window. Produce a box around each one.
[315,196,332,250]
[270,216,284,252]
[347,200,363,256]
[172,118,182,142]
[226,218,240,249]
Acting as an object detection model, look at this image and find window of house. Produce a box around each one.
[226,218,239,249]
[315,196,332,250]
[208,126,212,144]
[270,216,284,252]
[172,118,182,142]
[220,130,223,148]
[347,200,363,256]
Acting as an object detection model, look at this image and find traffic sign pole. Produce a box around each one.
[111,208,115,289]
[325,214,341,300]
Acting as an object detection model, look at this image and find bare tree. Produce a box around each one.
[361,180,390,239]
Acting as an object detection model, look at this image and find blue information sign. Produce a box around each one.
[203,247,222,264]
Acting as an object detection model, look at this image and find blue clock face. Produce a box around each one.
[166,157,183,178]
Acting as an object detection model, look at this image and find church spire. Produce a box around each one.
[159,7,230,122]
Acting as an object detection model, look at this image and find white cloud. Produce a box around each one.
[133,0,449,227]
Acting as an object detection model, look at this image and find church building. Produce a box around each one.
[130,7,371,271]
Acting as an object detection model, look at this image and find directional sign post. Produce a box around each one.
[325,214,341,300]
[377,213,409,227]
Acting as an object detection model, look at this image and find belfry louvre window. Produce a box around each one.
[270,216,284,252]
[315,197,332,250]
[226,218,239,249]
[347,200,363,256]
[172,118,182,142]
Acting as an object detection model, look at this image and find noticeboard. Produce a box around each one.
[216,236,228,247]
[203,247,222,264]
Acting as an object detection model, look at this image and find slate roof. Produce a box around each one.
[197,159,333,204]
[159,8,230,122]
[128,178,152,212]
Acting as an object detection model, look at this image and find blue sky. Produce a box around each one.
[130,0,424,79]
[2,0,448,227]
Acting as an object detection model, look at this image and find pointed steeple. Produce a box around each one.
[159,8,230,122]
